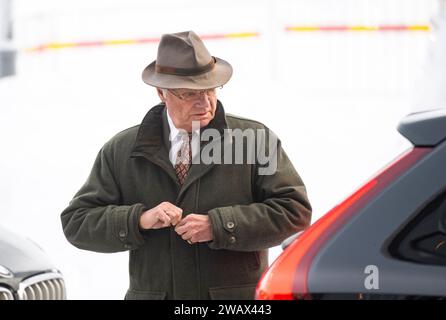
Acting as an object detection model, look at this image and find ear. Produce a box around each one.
[156,88,166,102]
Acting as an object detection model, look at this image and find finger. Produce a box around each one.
[164,209,181,225]
[172,210,183,225]
[157,210,171,226]
[164,203,183,216]
[175,215,190,228]
[161,203,183,225]
[181,230,194,241]
[175,219,196,234]
[174,223,188,235]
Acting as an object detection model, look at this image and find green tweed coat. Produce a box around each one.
[61,100,312,300]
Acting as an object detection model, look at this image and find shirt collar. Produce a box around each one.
[166,110,201,141]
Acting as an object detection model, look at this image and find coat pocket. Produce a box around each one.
[208,283,257,300]
[248,252,261,270]
[124,289,166,300]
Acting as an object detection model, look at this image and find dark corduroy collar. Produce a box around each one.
[131,100,228,157]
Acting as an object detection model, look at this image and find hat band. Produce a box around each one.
[156,57,216,76]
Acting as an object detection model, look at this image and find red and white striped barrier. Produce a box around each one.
[25,32,260,53]
[285,25,430,32]
[24,25,431,53]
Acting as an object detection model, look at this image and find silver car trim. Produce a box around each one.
[0,286,14,300]
[18,272,66,300]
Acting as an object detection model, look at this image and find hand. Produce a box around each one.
[139,202,183,230]
[174,214,214,244]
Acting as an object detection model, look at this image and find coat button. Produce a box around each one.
[228,236,236,244]
[226,221,235,229]
[119,230,127,238]
[124,244,131,249]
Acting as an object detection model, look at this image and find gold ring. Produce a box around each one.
[187,240,193,245]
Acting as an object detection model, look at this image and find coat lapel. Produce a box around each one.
[130,104,178,184]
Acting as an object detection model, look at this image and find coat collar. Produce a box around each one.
[131,100,228,192]
[131,100,228,156]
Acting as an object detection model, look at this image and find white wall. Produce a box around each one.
[0,0,439,299]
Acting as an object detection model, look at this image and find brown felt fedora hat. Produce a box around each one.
[142,31,233,89]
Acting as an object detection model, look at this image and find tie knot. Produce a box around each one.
[179,132,193,141]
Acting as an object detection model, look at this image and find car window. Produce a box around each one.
[389,189,446,266]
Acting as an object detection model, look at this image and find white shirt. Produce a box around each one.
[166,111,200,166]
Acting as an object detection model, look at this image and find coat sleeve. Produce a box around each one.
[207,133,312,252]
[60,142,146,253]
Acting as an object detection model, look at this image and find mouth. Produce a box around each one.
[193,112,209,117]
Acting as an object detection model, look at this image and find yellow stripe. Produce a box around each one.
[407,25,430,31]
[350,26,379,31]
[287,27,319,32]
[25,42,78,52]
[103,39,138,45]
[46,43,78,49]
[224,32,259,38]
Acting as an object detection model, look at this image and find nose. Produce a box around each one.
[194,93,211,108]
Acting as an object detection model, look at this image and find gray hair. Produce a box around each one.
[157,88,168,98]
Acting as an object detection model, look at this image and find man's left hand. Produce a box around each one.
[174,214,213,244]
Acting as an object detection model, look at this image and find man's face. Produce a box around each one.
[157,88,218,132]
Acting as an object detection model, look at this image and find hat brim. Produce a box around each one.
[141,57,233,90]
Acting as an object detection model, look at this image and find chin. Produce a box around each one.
[200,119,212,128]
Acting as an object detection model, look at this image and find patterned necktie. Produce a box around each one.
[175,133,192,186]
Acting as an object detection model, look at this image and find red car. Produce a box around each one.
[256,109,446,300]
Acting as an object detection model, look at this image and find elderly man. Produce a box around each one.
[61,31,312,300]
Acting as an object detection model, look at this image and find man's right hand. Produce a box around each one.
[139,202,183,230]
